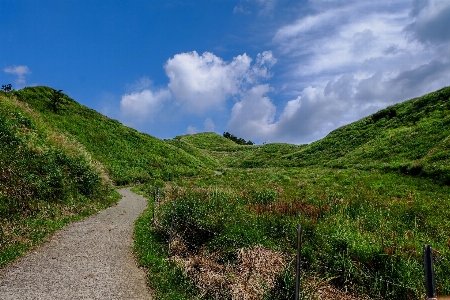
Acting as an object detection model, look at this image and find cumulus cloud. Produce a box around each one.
[203,118,215,131]
[4,65,31,87]
[120,51,276,135]
[164,51,275,114]
[187,125,197,134]
[120,88,171,125]
[227,84,276,139]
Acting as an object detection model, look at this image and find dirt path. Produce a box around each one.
[0,188,152,299]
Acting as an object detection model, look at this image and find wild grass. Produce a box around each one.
[0,91,119,266]
[133,87,450,299]
[136,167,450,299]
[13,87,211,185]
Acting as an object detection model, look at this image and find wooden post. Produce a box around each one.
[423,245,436,299]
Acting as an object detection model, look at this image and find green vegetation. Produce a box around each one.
[1,84,12,93]
[134,87,450,299]
[13,86,211,185]
[0,91,118,266]
[2,85,450,299]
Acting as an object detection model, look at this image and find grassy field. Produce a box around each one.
[1,85,450,299]
[135,167,450,299]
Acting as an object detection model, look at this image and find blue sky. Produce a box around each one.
[1,0,450,144]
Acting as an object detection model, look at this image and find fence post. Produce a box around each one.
[295,225,302,300]
[423,244,436,299]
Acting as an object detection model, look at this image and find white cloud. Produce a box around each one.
[227,84,276,139]
[164,50,275,114]
[120,88,171,125]
[187,125,197,134]
[4,65,31,88]
[119,51,276,138]
[255,0,450,143]
[116,1,450,145]
[126,76,152,92]
[203,118,215,132]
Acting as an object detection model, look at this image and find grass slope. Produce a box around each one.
[285,86,450,183]
[0,91,118,267]
[14,87,213,185]
[3,84,450,299]
[171,132,305,168]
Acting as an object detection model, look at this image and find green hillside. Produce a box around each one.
[173,86,450,184]
[170,132,305,168]
[13,87,212,185]
[0,91,117,266]
[284,86,450,183]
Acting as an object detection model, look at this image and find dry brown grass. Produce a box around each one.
[167,237,373,300]
[313,284,371,300]
[170,239,286,299]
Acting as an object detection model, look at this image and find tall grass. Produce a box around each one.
[136,167,450,299]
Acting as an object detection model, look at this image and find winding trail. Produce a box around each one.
[0,188,152,299]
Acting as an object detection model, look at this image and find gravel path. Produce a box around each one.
[0,188,152,299]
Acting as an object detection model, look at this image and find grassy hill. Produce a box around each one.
[0,86,213,268]
[283,86,450,183]
[13,86,213,185]
[0,91,117,266]
[172,87,450,185]
[170,132,305,168]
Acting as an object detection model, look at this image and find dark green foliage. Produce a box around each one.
[223,131,254,145]
[1,84,12,92]
[372,107,397,123]
[49,89,67,113]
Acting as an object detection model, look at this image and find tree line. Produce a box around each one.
[223,132,254,145]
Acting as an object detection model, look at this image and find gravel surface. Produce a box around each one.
[0,188,152,299]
